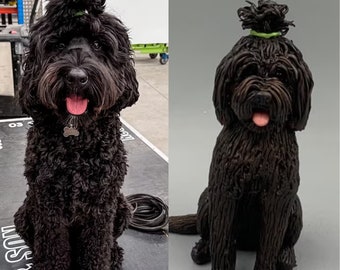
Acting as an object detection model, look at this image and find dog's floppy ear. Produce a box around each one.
[288,55,313,131]
[102,15,139,111]
[18,57,38,116]
[213,53,235,126]
[18,22,46,116]
[115,61,139,111]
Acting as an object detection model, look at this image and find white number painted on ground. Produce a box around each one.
[8,122,24,128]
[120,127,134,142]
[0,139,2,150]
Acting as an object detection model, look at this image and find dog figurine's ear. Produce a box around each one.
[288,54,313,131]
[213,53,235,126]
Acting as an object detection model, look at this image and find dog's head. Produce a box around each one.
[19,0,138,123]
[213,0,313,132]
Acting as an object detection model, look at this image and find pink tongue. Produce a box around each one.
[66,95,89,115]
[252,112,270,127]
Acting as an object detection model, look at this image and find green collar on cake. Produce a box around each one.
[250,30,281,39]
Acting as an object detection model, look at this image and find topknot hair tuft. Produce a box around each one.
[238,0,295,36]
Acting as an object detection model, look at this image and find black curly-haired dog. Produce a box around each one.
[13,0,138,269]
[170,1,313,269]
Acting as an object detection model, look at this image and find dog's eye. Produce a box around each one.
[92,41,101,50]
[56,43,66,50]
[274,68,288,82]
[238,64,258,81]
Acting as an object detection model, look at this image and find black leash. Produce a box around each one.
[126,194,168,232]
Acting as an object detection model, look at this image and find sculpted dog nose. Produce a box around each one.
[66,68,88,86]
[254,91,272,104]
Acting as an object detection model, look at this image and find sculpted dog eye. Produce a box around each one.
[239,64,258,80]
[92,41,101,50]
[274,67,288,82]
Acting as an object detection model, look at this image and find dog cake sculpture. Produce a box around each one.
[169,1,313,269]
[13,0,139,269]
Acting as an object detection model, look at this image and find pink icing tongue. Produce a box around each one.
[252,112,270,127]
[66,95,89,115]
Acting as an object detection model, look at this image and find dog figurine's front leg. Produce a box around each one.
[209,185,239,270]
[254,192,295,270]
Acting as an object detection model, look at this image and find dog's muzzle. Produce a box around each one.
[65,68,89,115]
[250,92,272,127]
[232,77,292,129]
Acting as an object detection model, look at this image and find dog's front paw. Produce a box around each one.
[111,244,123,270]
[191,239,211,265]
[276,247,296,270]
[276,264,294,270]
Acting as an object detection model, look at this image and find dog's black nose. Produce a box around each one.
[66,68,88,87]
[254,91,272,104]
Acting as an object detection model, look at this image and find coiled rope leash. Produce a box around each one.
[126,194,168,232]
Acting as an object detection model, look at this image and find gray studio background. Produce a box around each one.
[169,0,339,269]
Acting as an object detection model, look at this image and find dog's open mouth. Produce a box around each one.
[252,111,270,127]
[66,95,89,115]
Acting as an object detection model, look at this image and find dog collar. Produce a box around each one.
[250,30,281,39]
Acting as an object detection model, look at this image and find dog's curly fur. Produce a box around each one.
[13,0,138,269]
[170,1,313,270]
